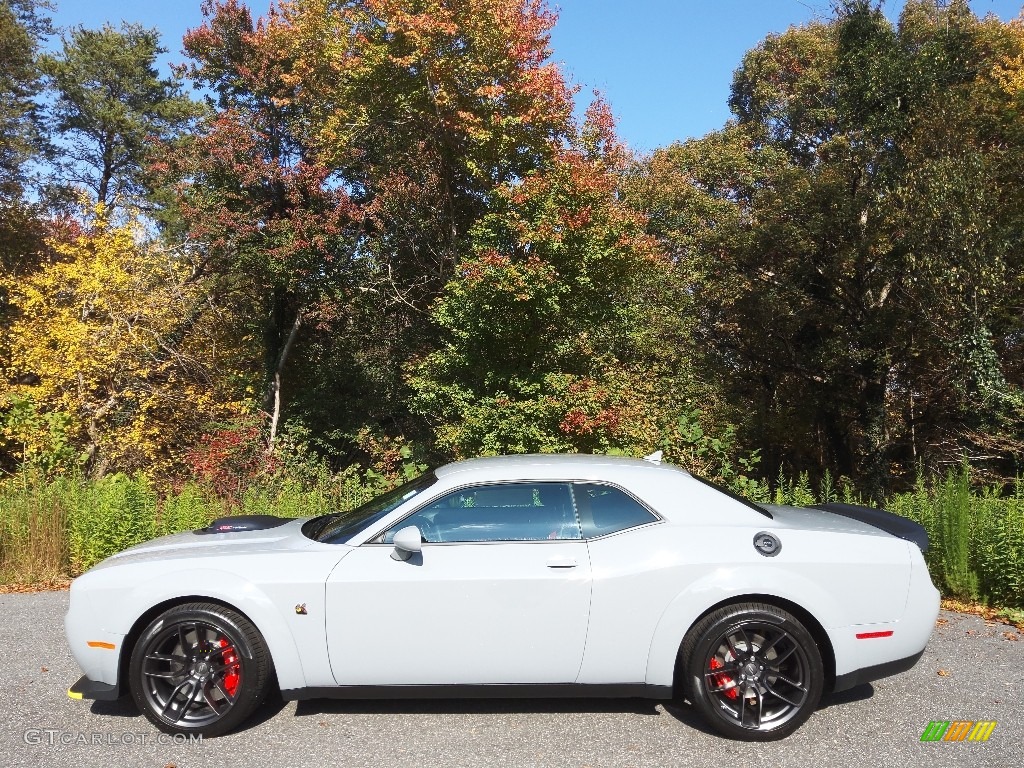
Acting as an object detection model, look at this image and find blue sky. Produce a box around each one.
[46,0,1024,152]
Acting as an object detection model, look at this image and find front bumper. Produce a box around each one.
[67,674,121,701]
[65,578,126,692]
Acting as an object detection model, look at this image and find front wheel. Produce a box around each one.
[681,602,823,741]
[129,602,272,737]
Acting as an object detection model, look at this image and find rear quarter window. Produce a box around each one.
[573,483,659,538]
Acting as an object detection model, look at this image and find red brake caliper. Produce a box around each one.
[709,656,739,700]
[217,638,240,697]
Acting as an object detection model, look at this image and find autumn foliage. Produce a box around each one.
[1,210,249,477]
[1,0,1023,501]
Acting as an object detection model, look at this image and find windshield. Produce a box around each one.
[302,472,438,544]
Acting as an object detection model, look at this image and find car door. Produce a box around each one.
[325,481,593,686]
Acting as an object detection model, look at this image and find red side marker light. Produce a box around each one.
[855,630,894,639]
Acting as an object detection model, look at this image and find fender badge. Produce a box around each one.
[295,603,308,615]
[753,531,781,557]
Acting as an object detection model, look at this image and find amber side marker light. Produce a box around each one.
[86,641,116,649]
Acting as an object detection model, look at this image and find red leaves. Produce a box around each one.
[581,93,629,171]
[185,417,278,500]
[558,378,623,437]
[165,103,358,267]
[559,204,592,230]
[559,406,622,437]
[169,0,587,278]
[459,251,554,292]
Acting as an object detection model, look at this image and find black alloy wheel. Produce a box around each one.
[129,602,272,737]
[682,602,824,741]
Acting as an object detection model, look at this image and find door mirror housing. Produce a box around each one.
[391,525,423,561]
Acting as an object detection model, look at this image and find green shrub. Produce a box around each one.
[0,459,1020,611]
[971,490,1024,606]
[868,467,1021,608]
[68,474,158,572]
[157,483,224,537]
[935,466,979,600]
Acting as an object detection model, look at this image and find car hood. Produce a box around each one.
[91,517,321,569]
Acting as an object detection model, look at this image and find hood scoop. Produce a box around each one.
[196,515,291,535]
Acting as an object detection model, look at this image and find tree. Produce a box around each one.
[0,0,48,200]
[629,0,1024,493]
[278,0,574,287]
[168,0,362,446]
[0,210,250,477]
[163,0,578,457]
[0,2,55,439]
[408,101,735,472]
[40,23,200,212]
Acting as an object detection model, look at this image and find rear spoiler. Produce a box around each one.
[809,503,929,553]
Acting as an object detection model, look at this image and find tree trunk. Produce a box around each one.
[98,132,115,209]
[856,360,890,502]
[262,293,303,447]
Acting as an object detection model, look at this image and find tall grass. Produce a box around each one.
[0,465,1021,609]
[157,482,225,538]
[68,474,159,573]
[10,470,449,581]
[0,464,401,577]
[0,472,73,583]
[890,468,1024,606]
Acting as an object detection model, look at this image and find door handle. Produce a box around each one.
[546,557,577,568]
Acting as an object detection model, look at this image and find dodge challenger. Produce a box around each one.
[65,452,939,740]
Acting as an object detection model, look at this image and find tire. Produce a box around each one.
[680,602,823,741]
[128,602,272,737]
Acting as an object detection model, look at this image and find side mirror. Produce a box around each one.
[391,525,423,561]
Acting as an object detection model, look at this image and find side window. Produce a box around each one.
[573,483,658,538]
[382,482,581,543]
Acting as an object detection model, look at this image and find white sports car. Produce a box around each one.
[65,453,939,740]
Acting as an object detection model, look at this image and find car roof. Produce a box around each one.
[433,453,691,481]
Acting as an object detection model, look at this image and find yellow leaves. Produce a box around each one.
[994,52,1024,96]
[990,20,1024,96]
[1,211,251,477]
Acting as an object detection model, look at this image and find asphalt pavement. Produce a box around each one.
[1,590,1021,768]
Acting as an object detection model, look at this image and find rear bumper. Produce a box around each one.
[67,674,121,701]
[829,540,939,689]
[832,649,924,692]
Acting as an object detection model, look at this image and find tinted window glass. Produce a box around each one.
[574,483,658,538]
[382,482,581,543]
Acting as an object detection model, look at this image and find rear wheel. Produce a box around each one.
[129,602,272,737]
[681,602,823,741]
